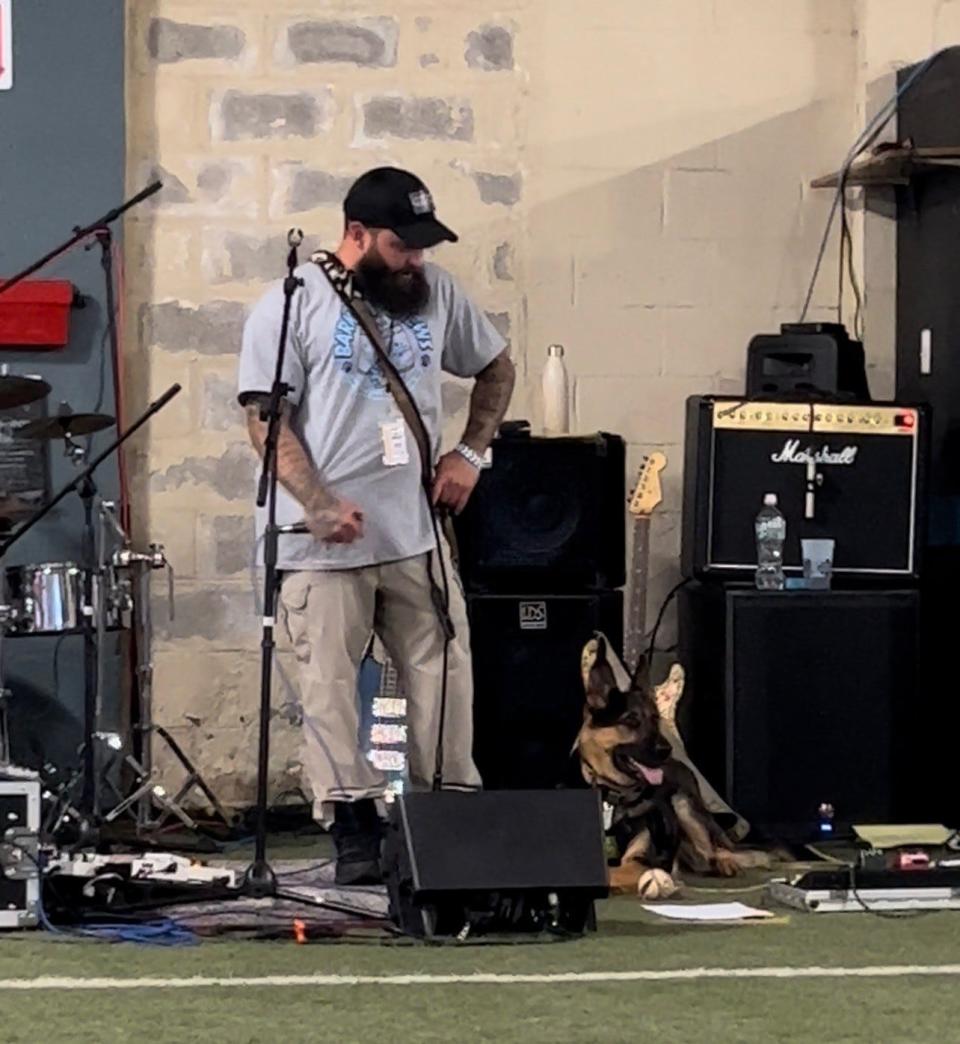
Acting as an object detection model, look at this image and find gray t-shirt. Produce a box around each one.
[237,256,505,570]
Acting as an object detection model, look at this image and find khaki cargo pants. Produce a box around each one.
[278,539,480,822]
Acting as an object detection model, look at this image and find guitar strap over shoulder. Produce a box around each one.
[313,255,459,563]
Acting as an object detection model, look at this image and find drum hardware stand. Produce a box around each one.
[97,724,235,835]
[0,384,183,822]
[90,507,234,837]
[0,687,11,769]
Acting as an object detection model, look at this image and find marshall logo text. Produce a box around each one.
[770,439,859,466]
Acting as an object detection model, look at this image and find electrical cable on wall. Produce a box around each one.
[800,48,946,325]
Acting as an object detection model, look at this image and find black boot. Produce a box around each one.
[331,799,384,886]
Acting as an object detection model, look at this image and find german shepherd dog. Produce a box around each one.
[577,635,758,897]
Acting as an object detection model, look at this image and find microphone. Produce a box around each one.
[276,521,309,535]
[286,228,304,275]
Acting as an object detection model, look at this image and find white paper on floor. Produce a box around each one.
[641,901,775,922]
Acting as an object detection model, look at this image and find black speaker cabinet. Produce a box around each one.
[678,584,927,839]
[454,432,626,592]
[468,589,624,790]
[382,790,609,938]
[747,324,869,401]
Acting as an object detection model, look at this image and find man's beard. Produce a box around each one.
[355,253,430,318]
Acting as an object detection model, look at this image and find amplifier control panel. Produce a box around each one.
[712,402,918,436]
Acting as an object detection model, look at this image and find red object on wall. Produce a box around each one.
[0,280,75,348]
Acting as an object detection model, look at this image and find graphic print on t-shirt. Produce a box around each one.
[331,305,434,399]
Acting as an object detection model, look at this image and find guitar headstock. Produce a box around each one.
[628,452,667,517]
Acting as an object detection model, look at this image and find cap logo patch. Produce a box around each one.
[409,189,434,215]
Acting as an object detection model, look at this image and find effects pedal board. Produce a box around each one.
[767,864,960,913]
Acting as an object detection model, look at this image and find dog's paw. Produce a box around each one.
[636,868,679,901]
[713,849,745,877]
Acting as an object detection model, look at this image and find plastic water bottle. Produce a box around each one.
[755,493,786,590]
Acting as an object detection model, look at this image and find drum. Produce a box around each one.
[3,562,120,635]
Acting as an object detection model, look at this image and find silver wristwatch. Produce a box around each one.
[454,442,486,470]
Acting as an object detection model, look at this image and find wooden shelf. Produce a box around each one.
[811,145,960,188]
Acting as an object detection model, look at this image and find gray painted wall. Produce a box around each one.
[0,0,125,769]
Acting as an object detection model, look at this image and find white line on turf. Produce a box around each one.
[1,966,960,991]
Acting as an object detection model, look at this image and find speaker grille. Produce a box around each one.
[455,433,626,591]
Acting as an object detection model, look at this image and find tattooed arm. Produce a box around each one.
[244,397,363,543]
[460,349,517,455]
[432,349,516,514]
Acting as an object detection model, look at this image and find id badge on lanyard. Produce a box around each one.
[380,412,410,467]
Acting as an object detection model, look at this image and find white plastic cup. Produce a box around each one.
[802,538,835,588]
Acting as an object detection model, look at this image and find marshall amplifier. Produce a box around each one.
[682,396,928,581]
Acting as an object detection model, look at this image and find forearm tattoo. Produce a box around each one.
[461,350,516,453]
[244,399,334,510]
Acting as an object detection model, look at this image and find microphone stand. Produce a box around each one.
[242,230,304,897]
[0,181,162,298]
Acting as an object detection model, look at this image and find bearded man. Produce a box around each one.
[237,167,515,884]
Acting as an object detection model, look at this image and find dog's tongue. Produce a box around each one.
[638,764,664,786]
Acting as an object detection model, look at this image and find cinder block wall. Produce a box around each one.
[124,0,954,803]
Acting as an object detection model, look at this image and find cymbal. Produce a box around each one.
[20,413,115,439]
[0,375,51,410]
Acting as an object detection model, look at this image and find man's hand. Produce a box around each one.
[432,450,480,514]
[306,493,365,544]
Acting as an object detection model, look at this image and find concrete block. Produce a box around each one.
[281,18,398,68]
[148,17,245,64]
[153,649,261,729]
[155,583,258,647]
[202,372,244,433]
[197,513,257,578]
[139,299,247,355]
[550,304,663,379]
[359,96,474,142]
[714,0,855,36]
[420,53,440,68]
[213,90,333,142]
[148,164,191,205]
[575,374,717,447]
[144,353,196,440]
[151,442,257,502]
[143,157,257,215]
[203,231,313,284]
[143,503,199,581]
[465,25,514,71]
[485,311,511,346]
[666,167,803,243]
[661,306,755,379]
[493,242,513,281]
[193,158,261,216]
[270,164,354,216]
[656,239,721,308]
[473,171,522,205]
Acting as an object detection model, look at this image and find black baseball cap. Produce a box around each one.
[343,167,458,249]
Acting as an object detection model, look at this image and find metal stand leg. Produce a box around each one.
[0,688,11,767]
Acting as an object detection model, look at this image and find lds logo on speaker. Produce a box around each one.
[519,601,548,630]
[771,439,859,466]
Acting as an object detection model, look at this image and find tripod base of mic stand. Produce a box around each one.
[241,859,279,898]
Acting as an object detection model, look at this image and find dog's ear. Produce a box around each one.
[583,634,618,709]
